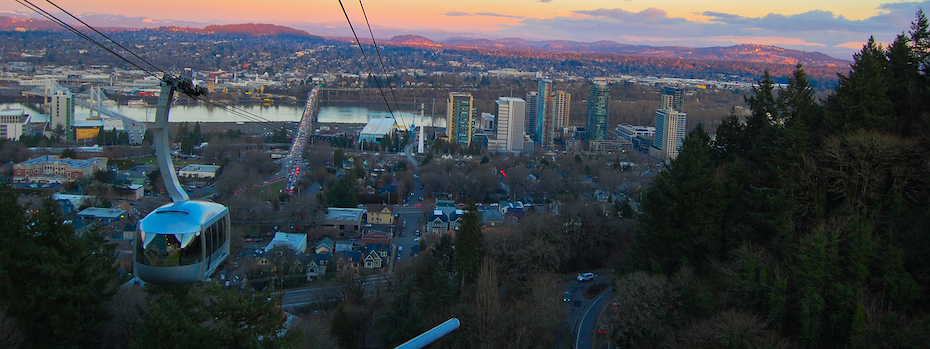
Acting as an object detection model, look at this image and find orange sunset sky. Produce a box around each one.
[4,0,929,58]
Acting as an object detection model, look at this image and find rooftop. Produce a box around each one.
[326,207,365,221]
[179,164,220,173]
[19,155,106,168]
[77,207,127,219]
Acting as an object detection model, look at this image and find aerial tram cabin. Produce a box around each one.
[134,77,229,285]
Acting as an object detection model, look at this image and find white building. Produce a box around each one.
[263,232,307,254]
[489,97,526,153]
[359,118,396,144]
[617,124,655,141]
[652,109,687,160]
[0,109,26,140]
[178,164,220,179]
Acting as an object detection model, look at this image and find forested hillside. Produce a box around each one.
[616,11,930,348]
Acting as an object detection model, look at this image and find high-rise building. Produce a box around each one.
[492,97,526,152]
[49,91,73,140]
[524,91,538,139]
[447,92,474,146]
[552,90,571,131]
[536,79,552,145]
[586,82,609,140]
[660,86,684,112]
[653,109,687,160]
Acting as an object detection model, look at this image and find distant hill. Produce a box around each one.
[0,16,322,39]
[2,14,847,70]
[442,37,847,67]
[199,23,318,37]
[0,16,67,31]
[387,35,439,47]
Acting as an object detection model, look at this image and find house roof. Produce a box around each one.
[316,237,334,250]
[365,204,393,214]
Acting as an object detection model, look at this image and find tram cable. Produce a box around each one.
[21,0,300,134]
[40,0,168,77]
[338,0,402,127]
[357,0,407,128]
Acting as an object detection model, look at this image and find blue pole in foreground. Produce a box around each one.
[394,318,460,349]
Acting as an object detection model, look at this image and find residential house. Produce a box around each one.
[315,237,334,255]
[335,240,355,253]
[363,249,383,269]
[426,209,465,235]
[427,209,451,235]
[365,204,395,225]
[481,209,504,227]
[361,231,392,247]
[304,253,330,280]
[335,250,361,273]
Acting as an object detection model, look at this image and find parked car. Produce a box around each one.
[577,272,596,282]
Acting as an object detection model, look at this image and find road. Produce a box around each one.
[576,288,614,349]
[563,270,613,349]
[391,176,426,263]
[279,274,393,308]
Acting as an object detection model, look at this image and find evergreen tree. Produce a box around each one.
[333,148,345,168]
[191,121,203,144]
[0,187,121,348]
[824,37,892,133]
[634,124,721,273]
[454,201,482,285]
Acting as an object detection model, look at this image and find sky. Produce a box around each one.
[4,0,930,58]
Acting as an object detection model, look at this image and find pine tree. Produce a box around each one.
[0,189,121,348]
[634,124,722,273]
[824,37,892,133]
[454,201,482,285]
[191,121,203,144]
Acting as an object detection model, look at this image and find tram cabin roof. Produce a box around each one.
[139,200,227,235]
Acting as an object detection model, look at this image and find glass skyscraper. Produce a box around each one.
[586,82,609,140]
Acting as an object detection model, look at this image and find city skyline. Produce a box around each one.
[2,1,928,58]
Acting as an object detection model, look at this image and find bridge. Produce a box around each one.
[283,85,321,194]
[23,81,147,145]
[73,86,147,145]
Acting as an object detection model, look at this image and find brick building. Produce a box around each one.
[13,155,108,184]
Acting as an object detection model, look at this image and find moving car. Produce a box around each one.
[563,292,571,302]
[577,272,596,282]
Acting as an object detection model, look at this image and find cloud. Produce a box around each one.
[475,12,523,19]
[491,1,930,58]
[445,11,469,17]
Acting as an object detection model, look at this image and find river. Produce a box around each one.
[0,102,447,128]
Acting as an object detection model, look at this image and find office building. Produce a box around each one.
[653,109,687,160]
[660,86,684,112]
[536,79,552,145]
[0,109,26,141]
[447,92,474,146]
[617,124,655,141]
[552,90,571,129]
[524,91,538,140]
[586,82,609,140]
[49,91,74,140]
[490,97,526,152]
